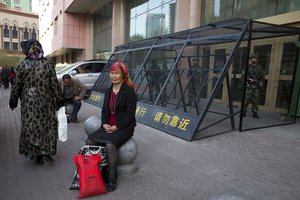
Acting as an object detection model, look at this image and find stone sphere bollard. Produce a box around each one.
[117,138,139,176]
[84,116,101,136]
[84,116,139,176]
[65,104,74,116]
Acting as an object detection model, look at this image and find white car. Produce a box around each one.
[56,60,106,91]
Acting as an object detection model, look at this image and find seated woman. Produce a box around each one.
[86,61,137,192]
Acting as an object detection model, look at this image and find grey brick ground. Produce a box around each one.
[1,87,300,200]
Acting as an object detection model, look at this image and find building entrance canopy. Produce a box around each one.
[87,18,300,141]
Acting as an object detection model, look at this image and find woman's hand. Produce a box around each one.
[103,124,118,134]
[103,124,111,132]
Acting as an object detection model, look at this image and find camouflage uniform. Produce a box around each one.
[242,53,265,119]
[187,60,201,105]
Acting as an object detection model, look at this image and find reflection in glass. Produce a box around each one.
[276,80,293,109]
[278,0,300,14]
[201,0,299,25]
[233,0,277,19]
[280,42,297,75]
[126,0,176,43]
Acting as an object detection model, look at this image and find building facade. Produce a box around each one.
[0,0,38,66]
[38,0,300,114]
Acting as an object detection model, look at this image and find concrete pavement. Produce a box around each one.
[1,87,300,200]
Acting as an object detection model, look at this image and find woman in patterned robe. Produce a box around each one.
[9,39,64,164]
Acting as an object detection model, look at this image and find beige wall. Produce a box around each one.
[175,0,201,32]
[112,0,126,50]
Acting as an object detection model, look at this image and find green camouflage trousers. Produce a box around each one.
[244,85,259,112]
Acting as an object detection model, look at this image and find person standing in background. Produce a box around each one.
[1,65,10,89]
[9,67,16,87]
[9,39,64,165]
[241,53,265,119]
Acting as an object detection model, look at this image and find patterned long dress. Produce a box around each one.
[9,59,63,158]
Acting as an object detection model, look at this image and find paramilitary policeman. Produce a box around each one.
[242,52,265,119]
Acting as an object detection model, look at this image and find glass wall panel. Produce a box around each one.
[201,0,234,25]
[233,0,277,19]
[280,42,297,75]
[276,80,293,109]
[201,0,299,25]
[126,0,176,43]
[278,0,300,14]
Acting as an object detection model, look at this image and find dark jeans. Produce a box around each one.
[64,98,82,121]
[2,78,9,89]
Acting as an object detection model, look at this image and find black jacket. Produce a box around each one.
[101,83,137,132]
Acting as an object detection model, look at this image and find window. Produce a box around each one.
[4,42,10,50]
[276,80,293,109]
[213,49,226,73]
[12,42,18,50]
[280,42,297,75]
[12,25,18,39]
[278,0,300,14]
[201,0,299,25]
[32,28,37,40]
[126,0,176,42]
[3,23,9,38]
[24,27,29,40]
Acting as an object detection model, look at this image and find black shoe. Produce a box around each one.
[71,119,79,124]
[252,112,260,119]
[35,155,44,165]
[107,182,116,192]
[43,155,54,162]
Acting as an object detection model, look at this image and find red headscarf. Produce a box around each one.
[110,61,135,91]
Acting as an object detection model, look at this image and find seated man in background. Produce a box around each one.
[59,74,87,123]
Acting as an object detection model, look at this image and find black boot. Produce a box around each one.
[35,155,44,165]
[242,110,247,117]
[252,112,260,119]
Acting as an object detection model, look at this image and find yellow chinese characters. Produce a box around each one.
[135,106,147,117]
[153,111,190,131]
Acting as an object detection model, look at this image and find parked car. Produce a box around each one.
[56,60,106,92]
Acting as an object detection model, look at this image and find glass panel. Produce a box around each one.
[276,80,293,109]
[32,28,37,40]
[233,0,277,19]
[278,0,300,14]
[147,7,166,38]
[12,26,18,38]
[213,49,226,73]
[212,77,223,99]
[201,0,234,25]
[232,47,248,74]
[148,0,162,10]
[12,43,18,50]
[135,0,148,16]
[4,24,9,38]
[4,42,10,50]
[280,42,297,75]
[126,0,176,42]
[135,14,147,39]
[24,27,29,40]
[254,44,272,75]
